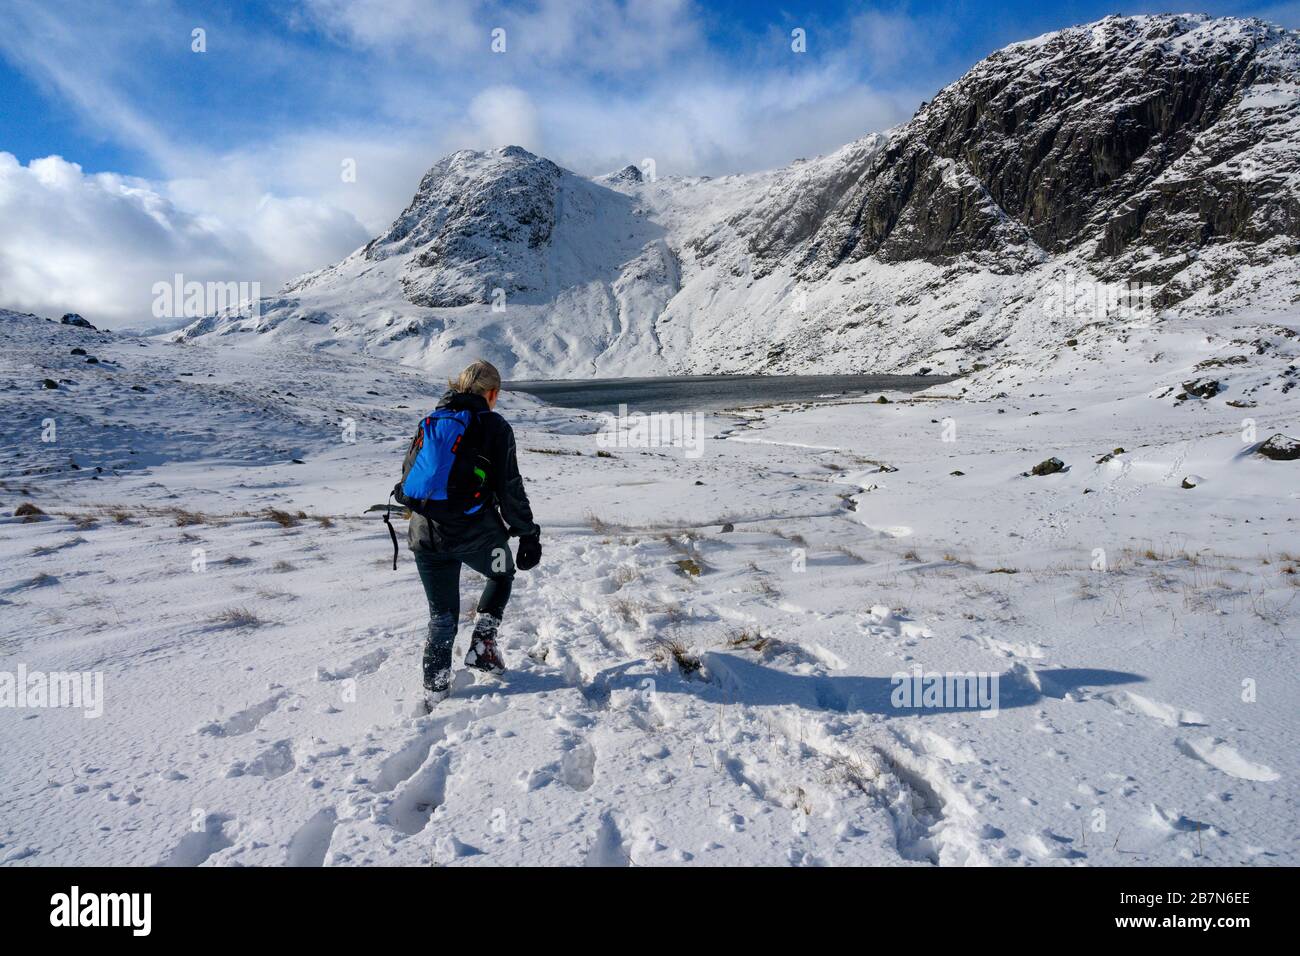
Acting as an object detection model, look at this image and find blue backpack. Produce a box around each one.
[392,408,491,521]
[381,407,493,569]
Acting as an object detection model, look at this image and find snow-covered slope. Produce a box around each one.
[176,146,687,377]
[172,14,1300,380]
[4,298,1298,866]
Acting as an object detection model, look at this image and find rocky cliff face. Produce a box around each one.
[180,15,1300,379]
[788,15,1300,284]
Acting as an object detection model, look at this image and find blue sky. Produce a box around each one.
[2,0,1298,325]
[6,0,1298,178]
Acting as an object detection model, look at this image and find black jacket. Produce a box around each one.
[401,390,539,554]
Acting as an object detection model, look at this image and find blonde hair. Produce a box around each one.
[448,359,502,396]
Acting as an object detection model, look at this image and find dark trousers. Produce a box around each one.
[413,543,515,687]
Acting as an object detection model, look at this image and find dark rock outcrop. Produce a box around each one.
[1182,378,1223,398]
[1030,456,1066,476]
[1257,433,1300,460]
[780,16,1300,284]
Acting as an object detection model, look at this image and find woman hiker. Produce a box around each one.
[397,359,541,710]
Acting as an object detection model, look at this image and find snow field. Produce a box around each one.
[1,311,1296,866]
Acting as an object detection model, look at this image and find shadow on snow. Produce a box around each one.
[456,651,1145,719]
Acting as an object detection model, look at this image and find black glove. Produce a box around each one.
[516,533,542,571]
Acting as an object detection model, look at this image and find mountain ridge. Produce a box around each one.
[176,13,1300,379]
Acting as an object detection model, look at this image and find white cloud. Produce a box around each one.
[294,0,484,53]
[459,86,545,155]
[845,9,953,78]
[297,0,704,70]
[499,67,923,177]
[0,0,932,328]
[0,152,369,328]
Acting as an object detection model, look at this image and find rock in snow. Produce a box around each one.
[1257,433,1300,460]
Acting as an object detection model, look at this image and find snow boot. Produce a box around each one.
[422,667,452,712]
[464,614,506,674]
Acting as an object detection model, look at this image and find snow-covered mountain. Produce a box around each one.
[176,14,1300,378]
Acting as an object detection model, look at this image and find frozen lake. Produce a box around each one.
[507,373,956,415]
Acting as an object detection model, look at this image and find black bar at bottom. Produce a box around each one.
[0,865,1282,941]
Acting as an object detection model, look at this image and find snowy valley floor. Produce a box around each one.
[1,312,1297,866]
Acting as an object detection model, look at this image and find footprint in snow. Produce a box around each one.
[1174,737,1279,782]
[315,648,389,682]
[194,690,290,737]
[284,808,338,867]
[1100,690,1207,728]
[965,633,1045,660]
[226,739,296,779]
[159,812,236,867]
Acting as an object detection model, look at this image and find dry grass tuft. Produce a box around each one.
[770,528,809,547]
[609,597,644,626]
[674,557,703,577]
[653,637,702,676]
[585,510,613,534]
[825,751,879,794]
[725,627,773,653]
[15,502,47,522]
[264,508,300,528]
[209,606,266,629]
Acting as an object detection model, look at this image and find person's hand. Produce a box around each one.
[516,533,542,571]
